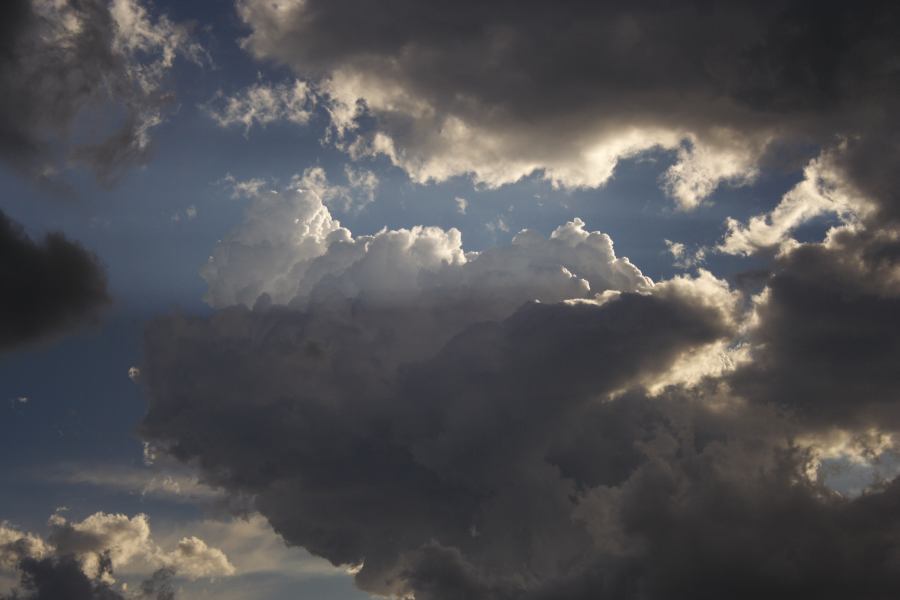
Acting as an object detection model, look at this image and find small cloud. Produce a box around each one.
[485,216,509,233]
[219,174,269,199]
[171,206,198,223]
[665,239,705,269]
[455,196,468,215]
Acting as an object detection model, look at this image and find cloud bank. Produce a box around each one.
[231,0,900,209]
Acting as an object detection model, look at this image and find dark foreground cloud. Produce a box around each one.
[137,170,900,597]
[2,555,176,600]
[140,288,735,598]
[0,0,202,183]
[730,225,900,430]
[3,554,124,600]
[0,210,108,352]
[234,0,900,209]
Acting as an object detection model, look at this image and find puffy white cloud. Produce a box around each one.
[47,512,234,580]
[202,174,650,314]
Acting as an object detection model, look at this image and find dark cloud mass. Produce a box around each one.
[731,226,900,430]
[2,555,123,600]
[141,283,737,598]
[236,0,900,208]
[1,556,176,600]
[0,210,109,352]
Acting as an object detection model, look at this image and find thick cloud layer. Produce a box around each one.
[235,0,900,208]
[0,0,202,183]
[0,210,109,352]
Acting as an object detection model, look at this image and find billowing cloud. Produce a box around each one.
[0,210,109,352]
[138,177,773,598]
[232,0,900,209]
[0,0,204,183]
[202,174,650,311]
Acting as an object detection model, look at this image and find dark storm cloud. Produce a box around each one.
[0,209,109,352]
[0,0,201,184]
[1,554,124,600]
[1,555,176,600]
[236,0,900,207]
[730,225,900,430]
[140,281,737,598]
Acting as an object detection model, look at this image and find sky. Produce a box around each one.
[1,1,900,599]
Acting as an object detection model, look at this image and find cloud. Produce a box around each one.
[137,139,900,598]
[233,1,900,208]
[719,147,870,256]
[0,0,204,183]
[1,511,233,600]
[45,463,224,505]
[136,176,769,598]
[204,79,314,135]
[293,165,379,214]
[201,175,650,312]
[729,224,900,431]
[46,512,234,580]
[119,4,900,596]
[0,210,109,352]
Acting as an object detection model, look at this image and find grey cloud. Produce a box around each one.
[2,554,125,600]
[140,263,735,598]
[2,556,177,600]
[0,0,201,184]
[0,210,109,352]
[236,0,900,208]
[730,225,900,431]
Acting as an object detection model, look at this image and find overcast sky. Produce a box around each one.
[2,1,900,599]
